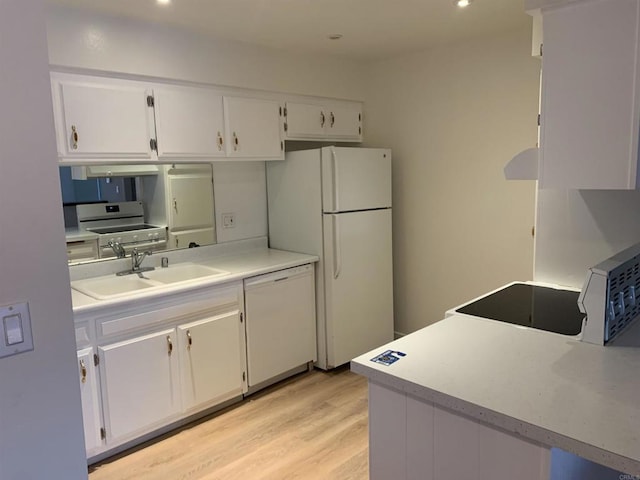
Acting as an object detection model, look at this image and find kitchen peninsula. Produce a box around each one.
[351,314,640,479]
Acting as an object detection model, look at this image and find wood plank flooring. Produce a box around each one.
[89,367,369,480]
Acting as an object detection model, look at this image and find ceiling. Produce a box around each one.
[46,0,531,61]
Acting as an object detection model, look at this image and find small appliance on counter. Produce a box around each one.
[579,242,640,345]
[446,282,585,337]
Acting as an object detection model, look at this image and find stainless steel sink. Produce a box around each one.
[70,263,230,300]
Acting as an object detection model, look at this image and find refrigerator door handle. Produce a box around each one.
[332,215,342,279]
[331,148,339,212]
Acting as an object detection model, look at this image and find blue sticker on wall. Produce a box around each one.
[371,349,406,366]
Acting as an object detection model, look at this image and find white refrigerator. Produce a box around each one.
[267,146,393,369]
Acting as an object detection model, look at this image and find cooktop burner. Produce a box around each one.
[455,283,584,335]
[88,224,159,234]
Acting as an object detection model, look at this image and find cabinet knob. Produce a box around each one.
[71,125,79,150]
[80,358,87,383]
[167,335,173,356]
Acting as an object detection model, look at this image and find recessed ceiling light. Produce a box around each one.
[157,0,171,5]
[328,34,343,40]
[455,0,473,7]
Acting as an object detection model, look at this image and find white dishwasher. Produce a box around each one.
[243,264,316,389]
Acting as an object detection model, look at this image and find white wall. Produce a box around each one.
[0,1,87,478]
[363,27,540,334]
[213,162,268,243]
[45,6,367,100]
[535,189,640,288]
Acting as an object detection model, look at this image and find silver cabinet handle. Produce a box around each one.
[330,112,335,127]
[186,330,192,350]
[167,335,173,356]
[320,111,326,128]
[217,131,224,151]
[233,132,239,151]
[71,125,79,150]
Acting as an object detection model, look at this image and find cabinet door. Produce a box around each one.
[77,347,103,456]
[154,87,226,159]
[326,103,362,140]
[224,96,283,159]
[98,329,179,443]
[285,102,327,139]
[177,310,244,412]
[540,0,640,189]
[54,78,156,160]
[167,173,215,230]
[168,228,215,249]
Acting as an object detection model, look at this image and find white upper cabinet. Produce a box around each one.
[223,96,284,160]
[539,0,640,189]
[167,172,215,230]
[284,101,363,142]
[153,86,226,159]
[51,74,156,161]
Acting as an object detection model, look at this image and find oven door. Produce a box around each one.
[99,240,167,259]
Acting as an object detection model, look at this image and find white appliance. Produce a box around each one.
[244,264,316,390]
[76,201,167,258]
[267,146,394,369]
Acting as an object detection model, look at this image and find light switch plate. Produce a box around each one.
[0,302,34,359]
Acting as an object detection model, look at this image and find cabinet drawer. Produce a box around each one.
[67,240,98,263]
[96,283,241,338]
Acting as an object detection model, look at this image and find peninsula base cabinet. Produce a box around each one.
[368,382,551,480]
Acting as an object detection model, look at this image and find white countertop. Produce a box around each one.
[351,314,640,476]
[70,239,318,313]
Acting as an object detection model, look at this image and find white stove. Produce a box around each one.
[76,201,167,258]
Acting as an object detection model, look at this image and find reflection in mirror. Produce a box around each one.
[60,164,216,265]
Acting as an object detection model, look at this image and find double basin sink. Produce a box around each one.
[71,263,230,300]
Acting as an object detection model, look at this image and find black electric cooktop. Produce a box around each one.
[455,283,584,335]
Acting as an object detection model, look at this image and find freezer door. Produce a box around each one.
[322,209,394,368]
[321,147,392,213]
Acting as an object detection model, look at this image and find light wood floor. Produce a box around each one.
[89,367,369,480]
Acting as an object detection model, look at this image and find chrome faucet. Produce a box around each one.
[116,248,155,276]
[131,248,153,272]
[108,239,126,258]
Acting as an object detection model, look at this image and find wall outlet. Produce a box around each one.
[222,213,236,228]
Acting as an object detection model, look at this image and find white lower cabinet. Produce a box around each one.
[76,268,316,461]
[79,281,248,460]
[99,328,180,443]
[177,311,244,412]
[77,347,103,457]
